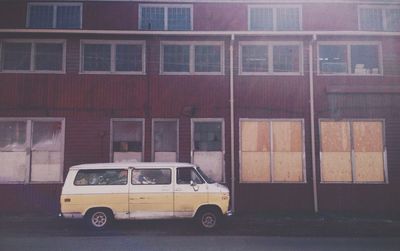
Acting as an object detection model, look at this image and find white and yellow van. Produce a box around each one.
[60,162,231,229]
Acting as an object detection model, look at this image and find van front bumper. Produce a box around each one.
[226,210,234,217]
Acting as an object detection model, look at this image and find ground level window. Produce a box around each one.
[0,118,64,183]
[240,119,305,183]
[111,119,144,162]
[153,120,178,162]
[320,120,386,183]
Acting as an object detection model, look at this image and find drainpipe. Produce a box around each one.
[229,34,236,213]
[309,34,319,213]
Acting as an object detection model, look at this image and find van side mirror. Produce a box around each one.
[190,180,197,186]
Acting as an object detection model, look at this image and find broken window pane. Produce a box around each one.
[0,122,27,151]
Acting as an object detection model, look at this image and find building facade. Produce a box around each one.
[0,0,399,215]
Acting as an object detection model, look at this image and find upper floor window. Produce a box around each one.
[161,41,224,75]
[318,42,382,75]
[81,40,145,74]
[248,5,301,31]
[139,4,192,31]
[359,5,400,31]
[27,2,82,29]
[239,42,302,75]
[0,40,65,73]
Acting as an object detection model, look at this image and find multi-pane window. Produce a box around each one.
[0,40,65,72]
[27,3,82,29]
[81,41,145,74]
[318,42,381,75]
[248,5,301,31]
[161,42,224,74]
[240,42,302,74]
[0,118,64,183]
[320,120,386,183]
[111,119,144,162]
[140,4,192,30]
[359,6,400,32]
[240,119,305,183]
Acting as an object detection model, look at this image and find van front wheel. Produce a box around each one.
[86,209,112,229]
[197,209,219,229]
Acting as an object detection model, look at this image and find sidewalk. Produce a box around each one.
[0,213,399,237]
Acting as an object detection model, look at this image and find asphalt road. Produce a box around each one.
[1,236,400,251]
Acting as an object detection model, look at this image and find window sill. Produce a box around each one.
[326,83,400,94]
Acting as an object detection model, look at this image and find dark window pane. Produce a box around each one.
[351,45,380,74]
[32,121,62,151]
[2,43,32,70]
[177,167,204,184]
[194,122,222,151]
[83,44,111,71]
[386,9,400,31]
[319,45,348,74]
[28,5,54,28]
[195,45,221,72]
[140,7,165,30]
[56,5,81,29]
[273,45,299,72]
[115,44,143,72]
[163,45,190,72]
[241,45,268,73]
[168,7,191,30]
[360,8,383,31]
[250,8,273,31]
[35,43,63,71]
[276,8,300,31]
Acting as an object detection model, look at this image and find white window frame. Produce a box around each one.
[139,4,193,31]
[0,39,66,74]
[317,41,383,76]
[160,41,225,75]
[319,119,388,184]
[239,118,306,184]
[238,41,303,76]
[27,2,83,29]
[191,118,225,182]
[151,118,179,162]
[110,118,145,163]
[80,40,146,75]
[358,5,400,31]
[248,5,302,31]
[0,117,65,184]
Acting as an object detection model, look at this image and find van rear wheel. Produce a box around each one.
[86,209,112,229]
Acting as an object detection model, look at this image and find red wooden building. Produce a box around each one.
[0,0,399,215]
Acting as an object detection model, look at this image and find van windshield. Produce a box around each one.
[196,167,215,184]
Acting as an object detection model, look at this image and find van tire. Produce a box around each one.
[196,208,220,230]
[85,208,113,230]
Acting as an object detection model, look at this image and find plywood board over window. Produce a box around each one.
[240,121,270,182]
[352,121,385,182]
[240,119,305,183]
[272,121,303,182]
[320,121,352,182]
[319,120,386,184]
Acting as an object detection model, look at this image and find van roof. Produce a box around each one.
[69,162,196,170]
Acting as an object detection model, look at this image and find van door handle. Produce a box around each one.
[175,188,183,192]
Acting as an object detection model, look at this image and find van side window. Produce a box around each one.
[131,169,171,185]
[176,167,204,184]
[74,169,128,186]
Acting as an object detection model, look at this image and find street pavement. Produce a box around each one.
[0,214,399,250]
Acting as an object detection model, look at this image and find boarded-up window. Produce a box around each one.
[320,120,386,183]
[240,119,304,183]
[112,120,143,162]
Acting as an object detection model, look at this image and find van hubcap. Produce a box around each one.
[92,212,107,227]
[202,213,216,228]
